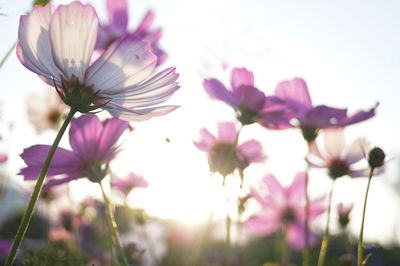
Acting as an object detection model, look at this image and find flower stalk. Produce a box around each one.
[99,181,129,266]
[317,182,335,266]
[357,167,375,266]
[5,107,77,266]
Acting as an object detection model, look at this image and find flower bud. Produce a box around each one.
[368,147,385,168]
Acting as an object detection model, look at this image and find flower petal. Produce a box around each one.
[203,79,237,106]
[245,216,280,236]
[231,67,254,90]
[69,115,103,159]
[303,105,347,128]
[96,117,130,159]
[286,222,318,250]
[104,68,179,108]
[17,4,60,79]
[19,145,81,180]
[342,137,369,164]
[105,103,179,121]
[194,128,217,152]
[50,1,98,81]
[217,122,237,143]
[323,129,345,158]
[238,140,265,163]
[133,10,154,36]
[340,103,378,126]
[86,37,157,94]
[231,85,265,110]
[106,0,128,30]
[275,78,312,111]
[288,172,306,204]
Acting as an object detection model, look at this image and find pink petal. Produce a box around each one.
[217,122,237,143]
[309,195,327,221]
[245,216,280,236]
[238,140,266,163]
[203,79,237,106]
[50,2,98,81]
[231,67,254,90]
[96,117,130,158]
[275,78,312,111]
[69,115,103,159]
[286,222,318,250]
[288,172,306,204]
[106,0,128,30]
[263,174,285,199]
[86,37,157,94]
[194,128,217,152]
[17,4,60,79]
[19,145,81,180]
[133,10,154,36]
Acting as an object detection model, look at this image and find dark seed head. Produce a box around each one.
[368,147,385,168]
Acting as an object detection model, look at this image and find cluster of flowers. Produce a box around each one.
[195,67,385,265]
[0,0,389,265]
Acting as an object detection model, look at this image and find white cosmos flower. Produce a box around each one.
[307,129,371,179]
[17,1,179,121]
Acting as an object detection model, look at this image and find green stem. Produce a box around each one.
[357,167,375,266]
[5,108,76,266]
[317,181,335,266]
[0,40,16,71]
[99,181,129,266]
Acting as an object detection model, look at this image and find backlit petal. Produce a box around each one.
[86,37,157,94]
[231,67,254,89]
[106,0,128,29]
[17,4,60,78]
[50,1,98,81]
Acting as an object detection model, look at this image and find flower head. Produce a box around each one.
[275,78,377,142]
[111,172,148,196]
[367,147,386,168]
[96,0,166,65]
[203,68,294,128]
[245,173,326,250]
[194,122,265,177]
[19,114,130,186]
[27,90,67,134]
[308,129,371,179]
[17,1,179,120]
[337,203,353,228]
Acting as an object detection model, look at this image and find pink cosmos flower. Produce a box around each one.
[194,122,265,177]
[96,0,166,65]
[19,114,130,187]
[111,172,148,196]
[245,173,326,250]
[203,68,294,128]
[27,90,67,134]
[17,1,179,121]
[307,129,371,179]
[275,78,377,142]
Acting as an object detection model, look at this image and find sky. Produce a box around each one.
[0,0,400,246]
